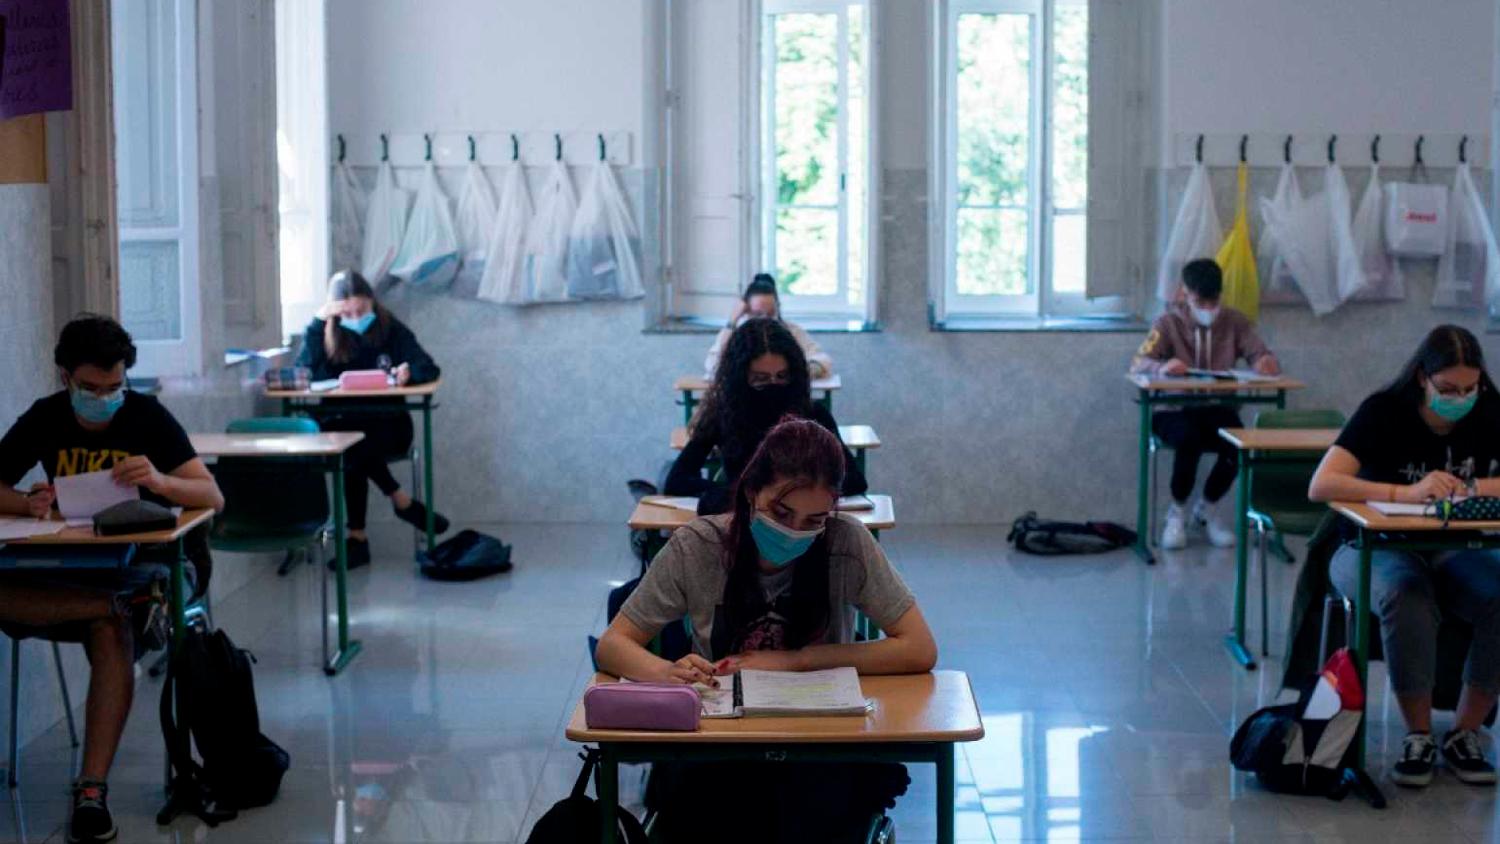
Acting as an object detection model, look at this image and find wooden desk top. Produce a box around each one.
[266,378,441,400]
[190,432,366,457]
[5,509,215,546]
[1126,374,1305,393]
[670,424,881,451]
[1329,502,1500,533]
[674,374,842,393]
[1218,428,1339,452]
[629,495,895,532]
[565,670,983,745]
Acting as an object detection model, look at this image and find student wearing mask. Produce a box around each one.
[297,270,448,568]
[1309,325,1500,788]
[598,418,936,842]
[1130,258,1280,549]
[668,317,866,515]
[0,315,224,844]
[704,273,833,379]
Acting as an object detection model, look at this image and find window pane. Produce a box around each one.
[1051,213,1086,294]
[956,13,1030,208]
[120,241,183,341]
[845,3,867,307]
[1051,4,1088,210]
[772,13,839,208]
[776,208,838,296]
[957,208,1028,296]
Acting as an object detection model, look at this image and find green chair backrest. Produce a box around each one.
[226,416,320,435]
[212,417,328,539]
[1248,408,1347,534]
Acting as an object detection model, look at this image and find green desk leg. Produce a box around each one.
[1133,392,1156,564]
[681,390,697,427]
[1354,534,1373,769]
[854,447,867,477]
[598,745,620,844]
[422,396,437,553]
[326,454,363,675]
[1225,450,1256,669]
[820,390,833,415]
[169,536,187,653]
[936,742,955,844]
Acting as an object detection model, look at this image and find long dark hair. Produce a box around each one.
[694,318,814,460]
[1384,325,1498,405]
[326,269,393,364]
[717,417,847,655]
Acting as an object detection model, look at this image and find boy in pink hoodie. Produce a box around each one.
[1130,259,1281,549]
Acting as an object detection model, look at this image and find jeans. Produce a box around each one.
[1330,545,1500,697]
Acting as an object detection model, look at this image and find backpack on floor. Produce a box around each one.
[525,748,648,844]
[418,529,514,581]
[1007,512,1137,556]
[156,626,290,826]
[1230,648,1385,808]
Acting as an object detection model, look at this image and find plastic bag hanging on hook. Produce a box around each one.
[527,160,579,302]
[1262,163,1358,316]
[1434,161,1500,310]
[1348,163,1402,301]
[360,161,409,282]
[1384,161,1447,258]
[1215,163,1260,321]
[452,161,498,296]
[390,163,461,289]
[477,161,534,305]
[1156,162,1222,302]
[1256,163,1304,305]
[332,159,367,273]
[564,160,644,301]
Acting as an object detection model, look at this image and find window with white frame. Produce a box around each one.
[933,0,1108,322]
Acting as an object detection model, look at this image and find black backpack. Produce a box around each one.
[525,748,648,844]
[156,627,290,826]
[418,529,514,581]
[1007,512,1137,555]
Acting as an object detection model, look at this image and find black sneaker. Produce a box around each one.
[328,537,371,571]
[395,499,450,535]
[68,779,117,843]
[1393,731,1437,787]
[1442,728,1498,785]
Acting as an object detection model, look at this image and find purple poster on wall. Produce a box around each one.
[0,0,72,120]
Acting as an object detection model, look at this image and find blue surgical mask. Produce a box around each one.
[70,386,125,425]
[1429,389,1478,423]
[749,512,823,568]
[1190,305,1218,328]
[341,312,376,335]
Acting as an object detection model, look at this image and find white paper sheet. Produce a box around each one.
[1366,501,1436,516]
[739,667,868,716]
[55,470,139,526]
[838,495,875,512]
[0,517,66,541]
[310,379,341,392]
[694,674,740,718]
[647,496,701,513]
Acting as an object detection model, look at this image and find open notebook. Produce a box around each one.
[1184,368,1279,383]
[695,668,869,718]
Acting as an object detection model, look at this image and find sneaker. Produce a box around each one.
[1393,731,1437,787]
[68,779,117,843]
[329,537,371,571]
[1202,498,1238,549]
[1190,498,1210,528]
[1161,503,1188,550]
[395,499,450,535]
[1442,728,1498,785]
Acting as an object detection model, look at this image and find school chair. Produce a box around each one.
[1248,408,1346,657]
[7,639,79,788]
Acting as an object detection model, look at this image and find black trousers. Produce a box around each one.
[317,412,414,530]
[1151,406,1241,505]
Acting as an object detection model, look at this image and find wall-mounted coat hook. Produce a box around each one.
[1460,135,1469,164]
[380,133,389,163]
[1415,135,1425,165]
[510,134,520,162]
[1239,135,1248,163]
[1371,135,1380,165]
[598,133,607,162]
[337,134,346,164]
[468,135,477,162]
[1327,135,1337,164]
[1195,134,1204,164]
[423,133,433,162]
[1283,135,1292,164]
[555,134,563,161]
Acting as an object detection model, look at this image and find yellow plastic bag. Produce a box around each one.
[1216,163,1261,321]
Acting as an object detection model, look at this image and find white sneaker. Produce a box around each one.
[1203,498,1237,548]
[1190,499,1210,528]
[1161,503,1187,549]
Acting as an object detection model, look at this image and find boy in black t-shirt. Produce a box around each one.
[0,316,223,844]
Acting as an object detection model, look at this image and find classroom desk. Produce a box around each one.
[670,423,881,474]
[674,374,841,426]
[1327,502,1500,770]
[1126,374,1305,565]
[566,670,984,844]
[267,379,441,555]
[190,431,366,675]
[1215,428,1339,670]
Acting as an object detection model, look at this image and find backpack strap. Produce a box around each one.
[157,648,201,784]
[572,748,599,800]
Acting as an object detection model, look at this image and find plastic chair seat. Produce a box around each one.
[1251,507,1326,538]
[209,528,326,555]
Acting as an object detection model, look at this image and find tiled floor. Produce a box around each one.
[5,523,1499,842]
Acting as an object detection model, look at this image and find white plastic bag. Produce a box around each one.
[1324,164,1364,306]
[1156,163,1222,301]
[452,161,497,295]
[1384,166,1448,257]
[527,160,578,303]
[360,161,409,281]
[1434,161,1500,310]
[332,160,367,272]
[564,161,644,300]
[391,163,461,289]
[1262,164,1358,316]
[476,163,535,305]
[1256,163,1304,304]
[1349,164,1402,301]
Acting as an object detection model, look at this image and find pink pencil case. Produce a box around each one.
[338,369,390,390]
[584,683,700,731]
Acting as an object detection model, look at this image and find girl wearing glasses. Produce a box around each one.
[665,318,867,515]
[1309,325,1500,788]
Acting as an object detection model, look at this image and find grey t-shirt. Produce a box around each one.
[620,513,916,658]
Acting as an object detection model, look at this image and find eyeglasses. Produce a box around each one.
[748,372,792,388]
[1432,383,1481,399]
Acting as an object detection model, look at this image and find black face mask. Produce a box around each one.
[747,383,796,425]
